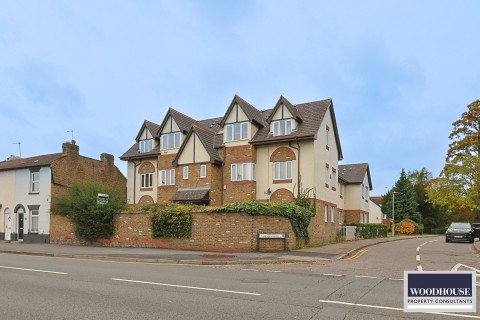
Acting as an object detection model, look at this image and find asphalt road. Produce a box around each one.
[1,236,479,320]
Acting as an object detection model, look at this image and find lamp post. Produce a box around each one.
[392,191,398,237]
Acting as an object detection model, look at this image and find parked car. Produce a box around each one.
[472,223,480,240]
[445,222,474,243]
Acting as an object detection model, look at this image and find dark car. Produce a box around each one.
[445,222,474,243]
[472,223,480,240]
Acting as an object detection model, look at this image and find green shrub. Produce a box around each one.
[205,201,315,241]
[51,180,126,240]
[144,203,192,238]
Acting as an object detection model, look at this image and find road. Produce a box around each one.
[0,236,479,320]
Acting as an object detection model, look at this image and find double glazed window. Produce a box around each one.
[183,166,189,179]
[160,132,180,150]
[273,161,292,180]
[272,119,293,136]
[225,122,249,142]
[139,139,153,153]
[159,169,175,186]
[200,165,207,178]
[30,170,40,193]
[141,173,153,188]
[30,209,39,233]
[231,163,255,181]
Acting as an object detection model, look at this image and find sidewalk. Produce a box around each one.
[0,235,441,265]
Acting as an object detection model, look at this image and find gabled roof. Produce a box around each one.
[157,108,198,135]
[266,95,303,123]
[250,99,343,160]
[218,95,265,128]
[0,153,64,171]
[134,120,161,142]
[172,187,210,203]
[172,125,223,166]
[338,163,372,190]
[119,142,160,161]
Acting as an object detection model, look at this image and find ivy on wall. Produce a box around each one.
[142,203,193,238]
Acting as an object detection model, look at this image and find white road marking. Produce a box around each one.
[319,300,480,319]
[323,273,343,277]
[417,264,423,271]
[0,265,68,275]
[112,278,261,296]
[416,239,438,271]
[416,255,421,262]
[240,268,258,272]
[355,275,378,279]
[265,270,281,273]
[388,278,403,281]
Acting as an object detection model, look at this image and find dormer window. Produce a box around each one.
[161,132,180,150]
[225,122,249,142]
[139,139,153,153]
[272,119,293,136]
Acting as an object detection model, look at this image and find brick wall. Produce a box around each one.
[177,163,223,206]
[223,145,256,204]
[157,154,177,203]
[307,199,340,244]
[50,211,296,252]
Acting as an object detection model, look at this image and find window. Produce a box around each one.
[324,205,328,223]
[159,169,175,186]
[331,207,335,223]
[273,161,292,180]
[339,183,344,197]
[272,119,293,136]
[183,166,189,180]
[141,173,153,188]
[362,184,365,199]
[325,165,329,187]
[365,186,369,200]
[160,132,180,150]
[30,170,40,193]
[139,139,153,153]
[225,122,249,142]
[331,168,337,189]
[231,163,255,181]
[326,126,330,148]
[200,165,207,178]
[30,209,39,233]
[338,210,343,225]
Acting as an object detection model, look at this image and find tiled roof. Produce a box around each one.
[250,99,331,145]
[370,196,384,207]
[266,95,303,123]
[0,153,64,171]
[169,108,198,133]
[338,163,372,190]
[119,143,161,160]
[172,187,210,202]
[134,120,161,142]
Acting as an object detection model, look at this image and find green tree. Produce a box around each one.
[427,100,480,220]
[51,180,126,240]
[382,169,421,223]
[407,168,448,232]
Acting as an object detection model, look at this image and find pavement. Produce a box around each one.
[0,235,447,265]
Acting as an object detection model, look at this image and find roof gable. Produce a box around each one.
[266,95,303,123]
[158,108,198,136]
[218,95,264,128]
[134,120,161,142]
[173,125,223,166]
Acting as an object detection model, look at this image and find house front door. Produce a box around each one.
[17,209,24,241]
[4,209,11,241]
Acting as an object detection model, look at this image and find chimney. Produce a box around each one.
[7,155,21,161]
[62,141,79,159]
[100,153,114,167]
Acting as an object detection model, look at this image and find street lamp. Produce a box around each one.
[392,191,398,237]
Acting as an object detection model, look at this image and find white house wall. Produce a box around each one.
[270,104,294,121]
[0,170,15,239]
[177,134,210,164]
[369,199,382,224]
[127,159,158,205]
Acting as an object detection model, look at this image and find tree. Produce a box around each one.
[51,180,126,240]
[407,168,448,232]
[382,169,421,223]
[427,100,480,220]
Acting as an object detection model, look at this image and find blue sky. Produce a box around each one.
[1,1,479,195]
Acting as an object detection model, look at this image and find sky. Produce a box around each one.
[1,0,479,195]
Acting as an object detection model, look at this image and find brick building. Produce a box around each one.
[0,141,126,243]
[121,95,373,242]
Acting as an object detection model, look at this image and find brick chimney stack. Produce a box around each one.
[62,140,79,160]
[100,153,114,167]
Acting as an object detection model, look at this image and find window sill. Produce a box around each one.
[29,192,40,195]
[140,188,153,191]
[230,180,255,184]
[273,179,292,184]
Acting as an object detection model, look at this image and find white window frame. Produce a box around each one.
[231,162,255,181]
[159,169,175,186]
[30,170,40,193]
[30,209,39,233]
[183,166,189,180]
[273,161,292,180]
[225,122,249,142]
[338,210,343,225]
[200,164,207,178]
[339,183,344,197]
[326,126,330,147]
[324,205,328,223]
[331,168,337,189]
[362,184,365,199]
[272,119,293,136]
[160,132,180,150]
[139,139,153,153]
[141,173,153,188]
[330,206,335,223]
[325,166,329,186]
